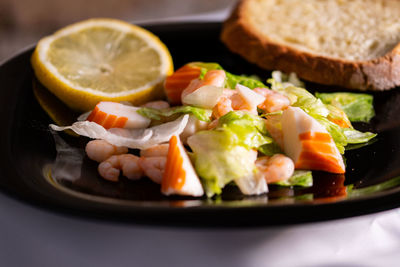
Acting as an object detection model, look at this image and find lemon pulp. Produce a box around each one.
[32,19,173,112]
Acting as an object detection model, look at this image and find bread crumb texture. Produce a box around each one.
[245,0,400,60]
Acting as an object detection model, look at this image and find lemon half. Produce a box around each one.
[31,18,173,112]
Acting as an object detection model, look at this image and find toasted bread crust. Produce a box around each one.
[221,0,400,91]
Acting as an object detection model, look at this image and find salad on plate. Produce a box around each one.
[50,62,377,198]
[30,18,376,200]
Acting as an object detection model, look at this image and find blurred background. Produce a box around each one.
[0,0,235,61]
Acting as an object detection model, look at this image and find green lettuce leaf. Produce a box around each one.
[188,129,258,197]
[137,106,212,122]
[267,74,376,152]
[274,170,313,187]
[268,77,329,117]
[217,111,272,149]
[325,104,351,127]
[315,92,375,122]
[280,86,330,117]
[258,142,283,156]
[225,72,266,89]
[187,111,272,197]
[190,61,266,89]
[192,62,223,79]
[343,128,377,144]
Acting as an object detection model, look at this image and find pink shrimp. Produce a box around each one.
[98,154,143,182]
[230,92,257,114]
[212,96,233,119]
[255,154,294,184]
[213,92,253,119]
[254,87,291,113]
[207,119,219,130]
[139,144,172,183]
[212,85,265,118]
[140,144,169,157]
[138,156,167,184]
[85,140,128,163]
[181,69,226,101]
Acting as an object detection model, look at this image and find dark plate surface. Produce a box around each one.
[1,22,400,227]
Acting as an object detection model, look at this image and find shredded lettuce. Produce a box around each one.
[188,130,260,197]
[225,72,266,89]
[137,106,212,122]
[273,85,330,117]
[274,170,313,187]
[191,62,223,79]
[315,92,375,122]
[217,111,272,149]
[343,128,377,144]
[268,74,328,117]
[189,61,266,89]
[258,142,283,156]
[188,111,271,197]
[325,104,352,127]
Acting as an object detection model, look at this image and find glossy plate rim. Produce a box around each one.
[0,22,400,227]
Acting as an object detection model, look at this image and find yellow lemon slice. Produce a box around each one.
[31,18,173,112]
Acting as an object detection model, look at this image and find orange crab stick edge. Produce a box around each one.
[161,135,204,197]
[296,132,345,173]
[281,107,345,174]
[164,64,202,105]
[87,101,151,129]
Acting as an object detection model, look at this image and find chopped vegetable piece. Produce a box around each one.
[182,85,224,109]
[274,170,313,187]
[343,128,377,144]
[188,111,271,197]
[137,105,212,122]
[325,104,352,128]
[225,72,266,89]
[217,111,272,149]
[315,92,375,122]
[50,115,189,150]
[161,135,204,196]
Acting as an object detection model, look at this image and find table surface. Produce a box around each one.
[2,6,400,267]
[1,191,399,267]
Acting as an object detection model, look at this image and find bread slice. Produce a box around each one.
[221,0,400,91]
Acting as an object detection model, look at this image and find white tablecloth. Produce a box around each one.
[1,192,399,267]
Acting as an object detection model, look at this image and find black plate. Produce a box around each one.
[1,22,400,227]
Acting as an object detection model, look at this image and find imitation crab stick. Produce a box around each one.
[86,101,150,129]
[161,135,204,196]
[281,107,345,174]
[164,64,202,105]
